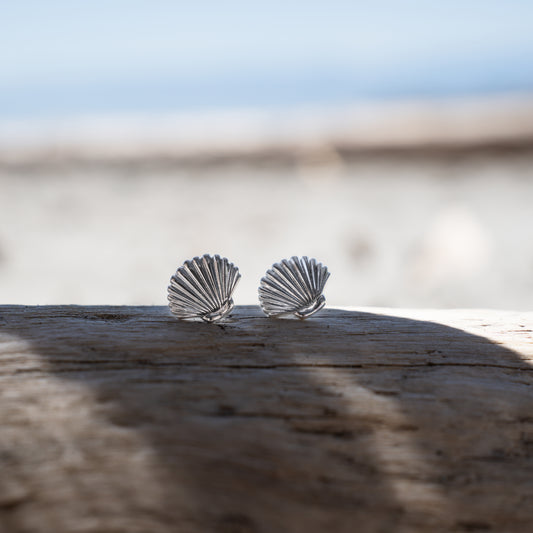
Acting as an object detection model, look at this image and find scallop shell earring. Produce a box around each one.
[167,254,241,322]
[258,256,330,319]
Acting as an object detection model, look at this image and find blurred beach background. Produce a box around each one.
[1,0,532,309]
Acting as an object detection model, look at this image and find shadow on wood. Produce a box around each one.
[0,305,532,533]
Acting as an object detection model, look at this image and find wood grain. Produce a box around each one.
[0,305,532,533]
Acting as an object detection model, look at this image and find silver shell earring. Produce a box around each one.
[258,256,330,319]
[167,254,241,322]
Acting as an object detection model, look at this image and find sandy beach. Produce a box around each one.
[1,97,532,310]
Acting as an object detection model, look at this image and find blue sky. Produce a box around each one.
[1,1,533,117]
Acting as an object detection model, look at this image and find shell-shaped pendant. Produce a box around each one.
[258,256,330,318]
[168,254,241,322]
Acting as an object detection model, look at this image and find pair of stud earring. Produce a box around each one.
[167,254,330,323]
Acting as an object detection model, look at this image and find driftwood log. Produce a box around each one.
[0,305,532,533]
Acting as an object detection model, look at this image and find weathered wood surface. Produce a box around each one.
[0,305,532,533]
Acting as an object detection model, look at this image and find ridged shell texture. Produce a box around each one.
[259,256,330,318]
[168,254,240,322]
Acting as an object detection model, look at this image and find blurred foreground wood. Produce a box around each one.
[0,305,532,533]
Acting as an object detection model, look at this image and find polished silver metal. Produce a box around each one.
[167,254,240,322]
[258,256,330,319]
